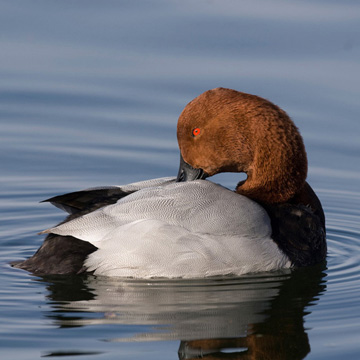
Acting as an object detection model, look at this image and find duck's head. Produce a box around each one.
[176,88,308,204]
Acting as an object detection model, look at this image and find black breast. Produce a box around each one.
[261,201,327,267]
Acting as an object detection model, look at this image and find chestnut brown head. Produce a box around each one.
[176,88,307,204]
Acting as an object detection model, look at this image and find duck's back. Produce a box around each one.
[45,180,290,278]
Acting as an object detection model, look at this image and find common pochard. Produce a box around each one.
[14,88,326,278]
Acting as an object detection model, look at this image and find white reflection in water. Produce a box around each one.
[42,265,326,359]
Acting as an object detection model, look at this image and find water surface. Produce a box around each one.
[1,1,360,359]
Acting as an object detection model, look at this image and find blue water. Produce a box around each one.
[1,1,360,359]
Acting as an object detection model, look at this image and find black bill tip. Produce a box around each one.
[176,154,208,182]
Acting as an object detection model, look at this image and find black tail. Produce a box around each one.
[12,234,97,275]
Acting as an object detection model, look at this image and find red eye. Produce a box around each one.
[192,128,201,137]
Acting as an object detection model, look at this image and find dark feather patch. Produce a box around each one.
[13,188,135,275]
[43,188,135,215]
[12,234,97,275]
[262,202,326,267]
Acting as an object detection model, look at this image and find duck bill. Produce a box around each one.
[176,154,208,182]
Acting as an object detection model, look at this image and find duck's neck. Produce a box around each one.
[235,167,305,204]
[237,177,325,229]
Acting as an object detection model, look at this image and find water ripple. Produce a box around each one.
[310,190,360,329]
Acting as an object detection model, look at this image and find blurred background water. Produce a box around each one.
[0,1,360,359]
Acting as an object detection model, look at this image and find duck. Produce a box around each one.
[13,88,326,278]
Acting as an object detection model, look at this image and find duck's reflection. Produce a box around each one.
[39,263,326,360]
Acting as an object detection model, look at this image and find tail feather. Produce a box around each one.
[12,234,97,275]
